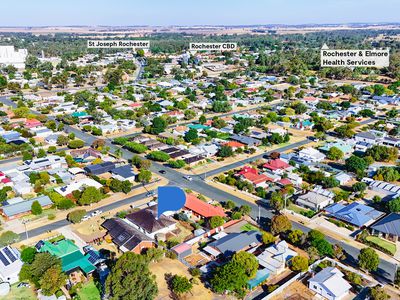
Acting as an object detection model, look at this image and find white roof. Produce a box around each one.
[203,246,221,257]
[309,267,351,297]
[0,246,23,284]
[54,178,102,196]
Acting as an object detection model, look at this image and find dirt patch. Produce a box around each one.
[270,280,315,300]
[149,258,215,300]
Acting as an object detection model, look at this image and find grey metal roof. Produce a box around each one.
[209,230,262,256]
[371,213,400,237]
[1,195,53,217]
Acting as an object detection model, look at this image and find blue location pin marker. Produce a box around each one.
[157,186,186,218]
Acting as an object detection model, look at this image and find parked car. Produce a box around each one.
[17,282,30,288]
[91,210,103,217]
[146,191,156,197]
[159,170,166,174]
[82,215,91,222]
[183,175,193,181]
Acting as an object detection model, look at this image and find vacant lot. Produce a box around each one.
[270,280,314,300]
[149,258,214,300]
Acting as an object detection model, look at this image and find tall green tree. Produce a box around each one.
[105,252,158,300]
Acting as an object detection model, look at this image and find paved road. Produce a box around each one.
[0,96,397,282]
[197,139,311,178]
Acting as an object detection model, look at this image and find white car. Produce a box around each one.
[91,210,103,217]
[183,175,193,181]
[81,215,91,222]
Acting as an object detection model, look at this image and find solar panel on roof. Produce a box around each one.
[3,247,16,262]
[87,250,100,264]
[35,240,44,251]
[0,251,10,266]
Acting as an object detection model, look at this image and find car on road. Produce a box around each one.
[146,191,156,197]
[159,170,166,174]
[91,210,103,217]
[81,215,91,222]
[183,175,193,181]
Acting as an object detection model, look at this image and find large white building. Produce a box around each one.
[0,46,28,69]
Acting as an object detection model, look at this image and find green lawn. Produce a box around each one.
[77,280,101,300]
[366,236,397,255]
[0,286,36,300]
[288,203,307,214]
[241,223,259,232]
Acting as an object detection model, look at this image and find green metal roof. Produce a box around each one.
[39,240,95,274]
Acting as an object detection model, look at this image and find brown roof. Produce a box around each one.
[126,205,176,234]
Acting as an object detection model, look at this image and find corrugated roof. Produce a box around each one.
[1,195,53,217]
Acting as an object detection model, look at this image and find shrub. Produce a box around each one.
[67,209,86,223]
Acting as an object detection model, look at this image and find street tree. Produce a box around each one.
[358,247,379,272]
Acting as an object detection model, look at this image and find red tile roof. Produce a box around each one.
[184,194,226,218]
[1,178,11,183]
[263,159,290,171]
[278,178,293,186]
[238,166,258,175]
[224,141,245,148]
[242,172,269,185]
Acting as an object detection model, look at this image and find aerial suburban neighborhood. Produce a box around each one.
[0,1,400,300]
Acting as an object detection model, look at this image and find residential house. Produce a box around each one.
[102,218,155,254]
[263,159,292,174]
[54,178,103,197]
[296,191,333,211]
[230,134,262,147]
[223,141,245,150]
[0,195,53,220]
[205,231,262,257]
[36,240,96,275]
[183,194,226,219]
[125,205,177,239]
[308,267,352,300]
[325,202,385,228]
[334,172,353,185]
[0,246,23,284]
[354,131,384,145]
[189,143,219,157]
[298,147,326,163]
[84,161,116,175]
[256,241,297,275]
[110,165,136,182]
[370,213,400,242]
[19,155,67,172]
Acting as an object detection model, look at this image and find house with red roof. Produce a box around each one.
[184,194,226,219]
[241,172,270,188]
[263,159,292,174]
[223,141,245,150]
[24,118,42,129]
[165,110,185,120]
[129,102,143,109]
[238,166,258,176]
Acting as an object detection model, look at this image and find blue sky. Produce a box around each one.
[2,0,399,26]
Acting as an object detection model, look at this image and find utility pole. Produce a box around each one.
[23,220,28,240]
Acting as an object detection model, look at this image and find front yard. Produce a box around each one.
[365,235,397,256]
[0,285,36,300]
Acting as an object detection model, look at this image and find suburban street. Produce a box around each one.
[0,95,397,282]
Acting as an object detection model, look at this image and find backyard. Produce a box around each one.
[77,280,101,300]
[0,285,36,300]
